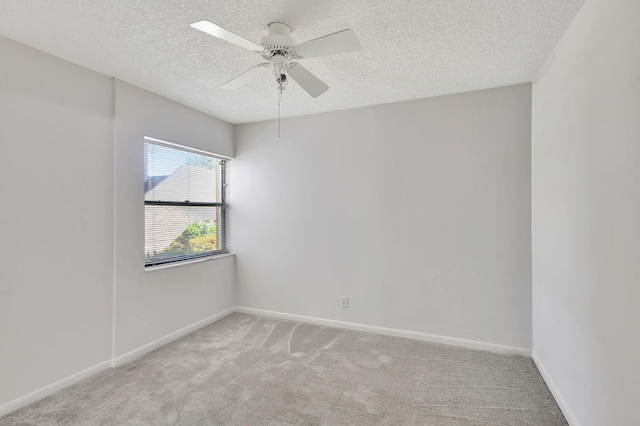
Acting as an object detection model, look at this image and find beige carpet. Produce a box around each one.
[1,313,567,425]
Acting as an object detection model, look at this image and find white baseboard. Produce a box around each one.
[112,307,235,367]
[532,351,580,426]
[235,306,531,356]
[0,360,111,418]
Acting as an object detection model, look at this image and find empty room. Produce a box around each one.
[0,0,638,425]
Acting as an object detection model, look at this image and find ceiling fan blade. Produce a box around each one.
[287,63,329,98]
[220,64,269,90]
[191,20,263,52]
[293,29,361,59]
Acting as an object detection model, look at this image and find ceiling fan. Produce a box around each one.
[190,20,362,98]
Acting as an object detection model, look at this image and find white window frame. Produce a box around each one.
[143,137,228,268]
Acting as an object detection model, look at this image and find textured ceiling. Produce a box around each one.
[0,0,585,124]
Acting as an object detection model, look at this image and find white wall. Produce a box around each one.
[113,81,235,358]
[531,0,640,424]
[231,84,533,349]
[0,37,113,405]
[0,36,237,411]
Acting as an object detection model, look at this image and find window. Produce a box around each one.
[144,138,227,267]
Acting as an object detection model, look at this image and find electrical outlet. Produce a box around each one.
[341,297,349,308]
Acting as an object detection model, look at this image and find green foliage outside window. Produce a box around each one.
[164,220,217,254]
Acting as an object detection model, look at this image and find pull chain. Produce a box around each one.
[278,86,282,138]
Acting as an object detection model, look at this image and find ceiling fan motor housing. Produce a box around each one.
[261,22,297,87]
[261,22,296,58]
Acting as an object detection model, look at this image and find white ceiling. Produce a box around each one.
[0,0,585,124]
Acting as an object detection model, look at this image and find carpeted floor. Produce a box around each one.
[1,313,567,425]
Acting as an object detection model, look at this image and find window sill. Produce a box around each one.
[144,253,235,272]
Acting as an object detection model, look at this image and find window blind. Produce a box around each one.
[144,139,226,267]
